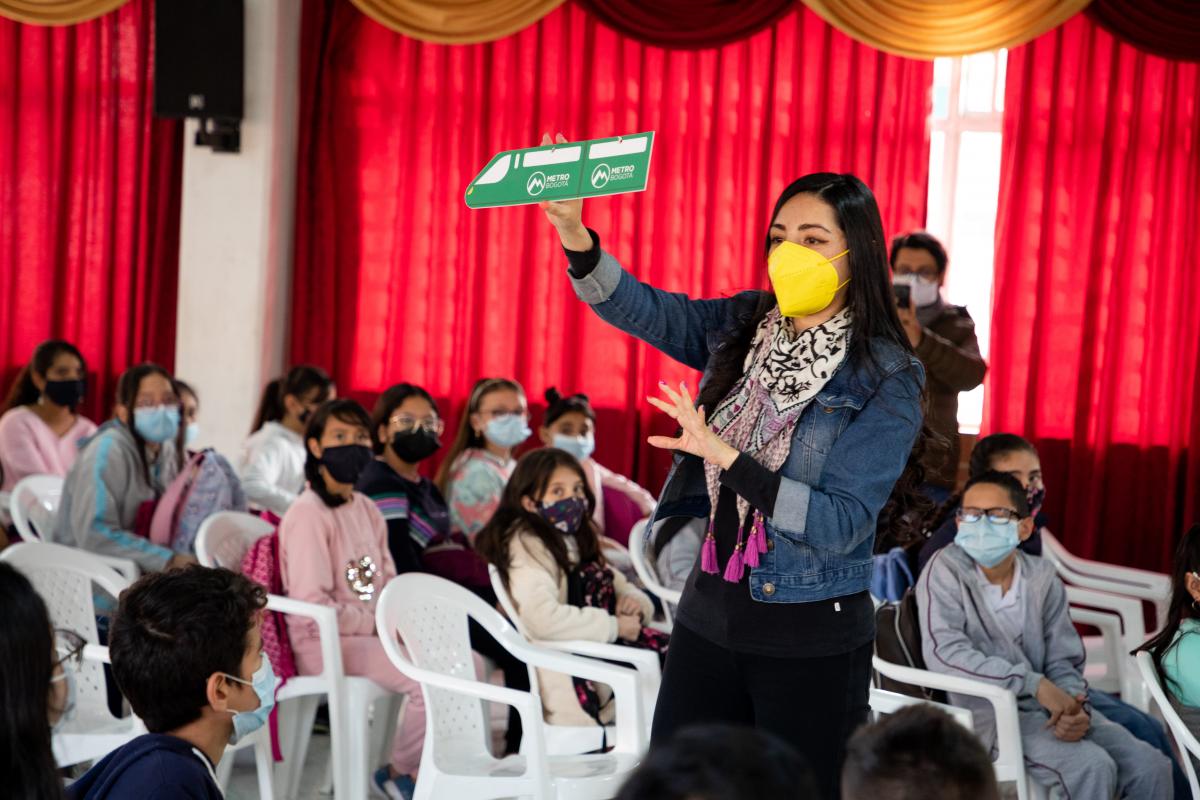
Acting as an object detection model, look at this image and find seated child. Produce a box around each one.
[918,471,1172,799]
[69,566,270,799]
[476,448,658,726]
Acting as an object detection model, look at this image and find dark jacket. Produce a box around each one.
[68,734,222,800]
[914,301,987,487]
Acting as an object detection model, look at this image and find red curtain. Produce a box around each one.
[292,0,931,487]
[0,0,182,423]
[987,13,1200,571]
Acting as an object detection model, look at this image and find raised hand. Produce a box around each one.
[647,381,739,470]
[536,133,591,251]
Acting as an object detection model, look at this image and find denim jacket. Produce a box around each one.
[571,248,924,603]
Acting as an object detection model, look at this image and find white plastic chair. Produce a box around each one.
[1065,586,1149,710]
[377,573,645,800]
[0,541,144,767]
[10,474,63,541]
[1043,530,1171,631]
[195,511,398,800]
[873,655,1049,800]
[488,564,661,749]
[1136,651,1200,798]
[627,520,681,627]
[9,474,139,583]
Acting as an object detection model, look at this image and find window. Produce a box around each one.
[925,51,1006,434]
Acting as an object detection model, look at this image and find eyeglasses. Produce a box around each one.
[389,415,444,435]
[957,507,1023,524]
[54,629,86,670]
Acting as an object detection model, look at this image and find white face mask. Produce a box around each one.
[893,273,940,308]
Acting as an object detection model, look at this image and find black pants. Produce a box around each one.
[469,620,530,755]
[651,623,873,800]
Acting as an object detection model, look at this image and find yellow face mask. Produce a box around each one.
[767,241,850,317]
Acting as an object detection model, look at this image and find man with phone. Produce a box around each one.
[890,232,987,499]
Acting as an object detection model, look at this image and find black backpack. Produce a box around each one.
[873,587,947,703]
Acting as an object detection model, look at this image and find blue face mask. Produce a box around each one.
[224,652,277,745]
[552,433,595,462]
[955,517,1021,568]
[185,422,200,447]
[133,405,180,443]
[484,414,530,449]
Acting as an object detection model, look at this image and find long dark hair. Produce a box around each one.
[116,363,184,484]
[476,448,604,591]
[1136,524,1200,695]
[251,365,334,433]
[0,562,66,800]
[2,339,87,414]
[435,377,525,494]
[303,399,373,509]
[370,383,438,455]
[693,173,929,548]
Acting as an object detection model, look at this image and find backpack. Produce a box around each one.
[873,587,946,703]
[566,561,669,751]
[149,449,247,554]
[871,546,916,602]
[240,531,298,760]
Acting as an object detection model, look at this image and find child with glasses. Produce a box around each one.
[918,471,1171,799]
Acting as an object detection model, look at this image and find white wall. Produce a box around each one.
[174,0,301,460]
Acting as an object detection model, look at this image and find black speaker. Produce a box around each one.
[155,0,244,151]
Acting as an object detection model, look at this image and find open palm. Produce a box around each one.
[647,381,738,469]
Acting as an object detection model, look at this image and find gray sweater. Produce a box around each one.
[51,421,179,573]
[917,545,1087,746]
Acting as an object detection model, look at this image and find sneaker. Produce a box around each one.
[372,766,416,800]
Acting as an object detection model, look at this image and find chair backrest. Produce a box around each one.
[195,511,274,569]
[0,542,131,725]
[489,563,535,640]
[1136,651,1200,797]
[10,474,65,541]
[377,573,518,759]
[628,520,681,612]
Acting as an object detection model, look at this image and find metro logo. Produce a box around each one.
[526,172,546,196]
[466,132,654,208]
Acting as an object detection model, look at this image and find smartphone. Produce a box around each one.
[894,283,912,309]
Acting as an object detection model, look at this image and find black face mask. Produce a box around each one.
[320,444,373,485]
[44,379,85,409]
[390,429,441,464]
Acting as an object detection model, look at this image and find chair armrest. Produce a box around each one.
[533,639,661,678]
[83,644,111,665]
[265,594,345,681]
[1065,586,1147,647]
[95,555,138,585]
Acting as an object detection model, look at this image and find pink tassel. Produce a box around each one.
[744,539,761,568]
[701,534,719,574]
[753,513,768,554]
[722,545,745,582]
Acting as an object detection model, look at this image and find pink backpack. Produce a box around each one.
[149,449,247,553]
[240,531,298,760]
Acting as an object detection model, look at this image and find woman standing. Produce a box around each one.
[541,142,925,797]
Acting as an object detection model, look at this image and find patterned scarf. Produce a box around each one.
[701,306,853,581]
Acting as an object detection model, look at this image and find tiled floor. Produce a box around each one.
[226,733,337,800]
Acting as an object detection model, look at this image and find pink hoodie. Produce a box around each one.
[0,406,98,490]
[278,488,397,647]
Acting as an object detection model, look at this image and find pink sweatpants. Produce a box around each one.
[293,634,426,775]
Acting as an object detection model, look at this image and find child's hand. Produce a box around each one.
[1037,679,1083,729]
[616,596,643,619]
[617,613,642,640]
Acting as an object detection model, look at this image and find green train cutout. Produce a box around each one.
[465,132,655,209]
